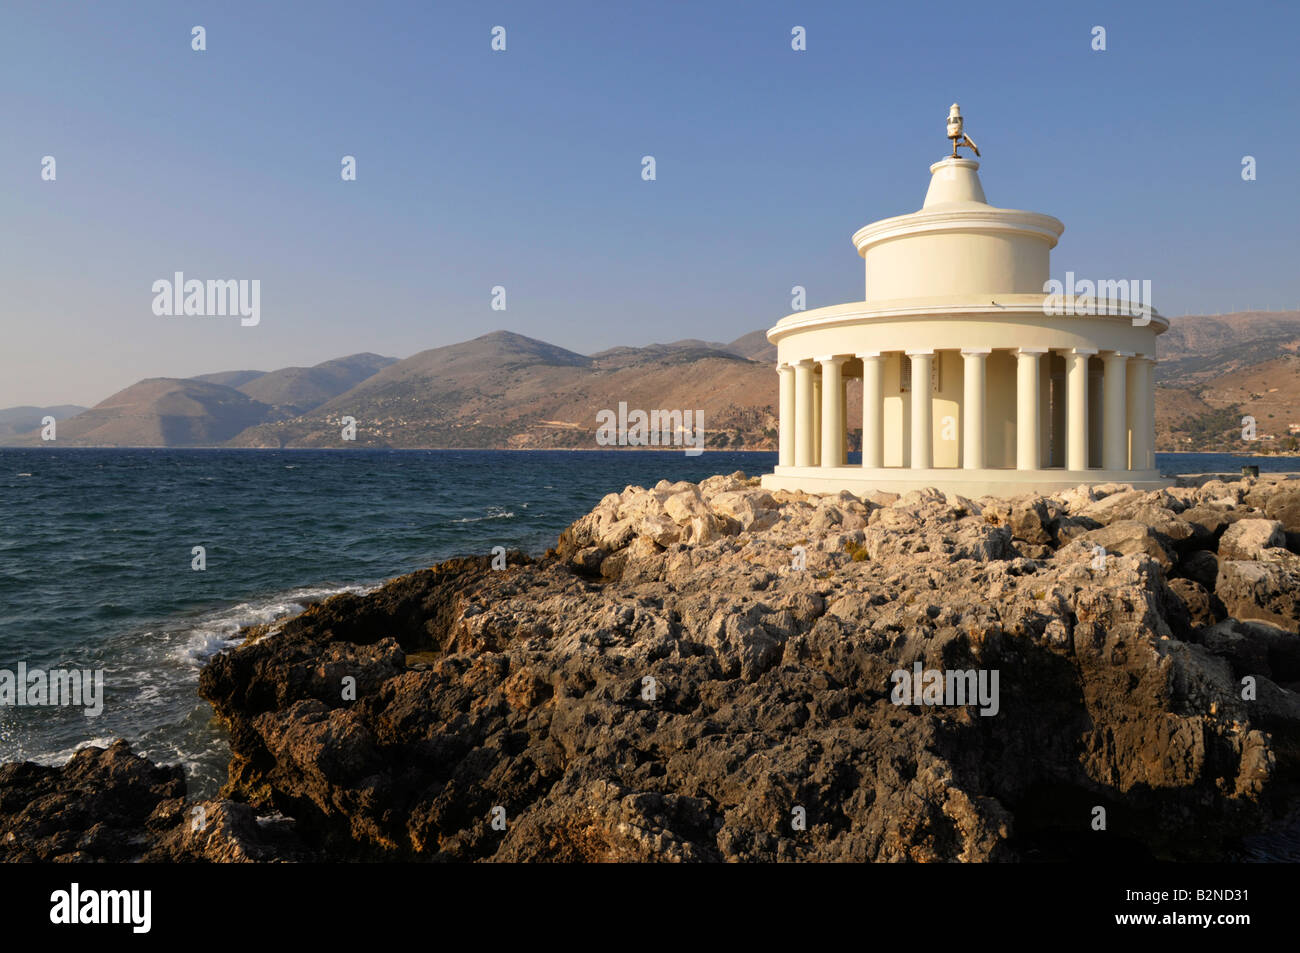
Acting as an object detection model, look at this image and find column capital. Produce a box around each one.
[960,348,991,356]
[814,354,850,365]
[1015,347,1049,356]
[856,350,883,360]
[789,357,815,368]
[1101,349,1133,360]
[1068,347,1098,356]
[905,349,935,357]
[776,362,795,373]
[1131,353,1156,364]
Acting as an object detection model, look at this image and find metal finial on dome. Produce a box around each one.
[946,103,980,158]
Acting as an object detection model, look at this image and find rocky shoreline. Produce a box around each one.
[3,472,1299,862]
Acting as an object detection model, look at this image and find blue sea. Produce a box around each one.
[0,448,1293,796]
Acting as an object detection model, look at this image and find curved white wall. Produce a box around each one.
[862,232,1052,300]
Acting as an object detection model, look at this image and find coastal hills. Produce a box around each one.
[227,331,775,450]
[196,353,397,418]
[3,354,397,448]
[43,379,274,446]
[2,311,1298,452]
[1156,311,1300,452]
[0,405,86,442]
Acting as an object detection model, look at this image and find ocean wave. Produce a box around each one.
[174,583,374,665]
[16,582,377,772]
[27,736,123,767]
[450,507,516,524]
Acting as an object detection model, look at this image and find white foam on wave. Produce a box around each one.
[21,581,380,774]
[27,736,123,767]
[450,507,516,524]
[174,583,374,666]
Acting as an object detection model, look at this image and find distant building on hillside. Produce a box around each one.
[762,105,1170,498]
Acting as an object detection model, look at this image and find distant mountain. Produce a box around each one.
[229,353,397,416]
[1157,311,1300,386]
[21,379,274,447]
[1159,310,1300,362]
[725,329,777,363]
[1154,311,1300,451]
[8,313,1295,453]
[0,405,87,443]
[227,330,777,450]
[591,341,750,368]
[2,352,399,448]
[191,369,267,389]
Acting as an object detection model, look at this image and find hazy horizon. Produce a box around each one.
[4,0,1298,407]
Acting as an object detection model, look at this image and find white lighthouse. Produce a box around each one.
[762,106,1169,498]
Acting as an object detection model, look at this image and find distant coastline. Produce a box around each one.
[9,445,1300,459]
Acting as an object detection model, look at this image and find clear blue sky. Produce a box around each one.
[2,0,1297,407]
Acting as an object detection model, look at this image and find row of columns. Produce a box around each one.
[776,349,1155,472]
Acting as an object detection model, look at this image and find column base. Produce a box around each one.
[761,466,1172,498]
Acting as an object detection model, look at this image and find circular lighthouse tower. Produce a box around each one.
[761,105,1169,497]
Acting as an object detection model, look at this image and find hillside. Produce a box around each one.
[226,331,778,450]
[725,328,777,363]
[0,405,87,443]
[1158,310,1300,365]
[191,370,267,389]
[25,379,274,447]
[6,313,1297,453]
[1155,311,1300,452]
[231,353,397,416]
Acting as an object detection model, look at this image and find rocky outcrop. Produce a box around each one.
[192,471,1300,861]
[1217,553,1300,631]
[1219,519,1287,561]
[4,472,1299,862]
[0,740,313,862]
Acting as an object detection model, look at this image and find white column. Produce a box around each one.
[818,356,847,469]
[1127,356,1153,471]
[813,375,822,465]
[860,352,884,468]
[1038,354,1052,468]
[840,376,849,464]
[1066,348,1095,471]
[793,359,814,467]
[908,350,934,469]
[1102,351,1129,471]
[1016,348,1046,471]
[777,364,795,467]
[961,349,988,469]
[1144,356,1157,470]
[1126,358,1139,470]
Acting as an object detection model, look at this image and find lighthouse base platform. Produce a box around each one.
[760,466,1173,499]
